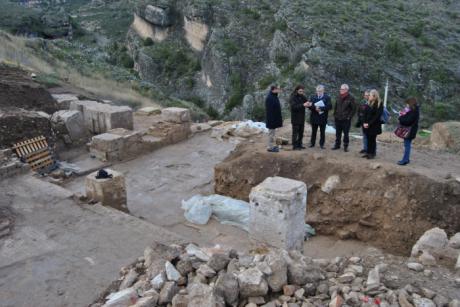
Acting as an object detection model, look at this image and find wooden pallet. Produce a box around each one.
[12,136,54,171]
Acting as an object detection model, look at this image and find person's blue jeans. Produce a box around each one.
[362,127,368,151]
[402,138,412,162]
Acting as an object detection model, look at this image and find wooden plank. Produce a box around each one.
[30,156,53,168]
[31,159,53,171]
[26,151,51,163]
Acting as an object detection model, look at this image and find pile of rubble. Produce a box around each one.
[0,148,30,180]
[93,241,460,307]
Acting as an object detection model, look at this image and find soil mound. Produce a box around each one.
[0,65,58,148]
[214,140,460,255]
[0,64,58,113]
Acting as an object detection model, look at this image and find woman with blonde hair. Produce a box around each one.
[362,89,383,159]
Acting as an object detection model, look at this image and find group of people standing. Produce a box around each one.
[265,84,420,165]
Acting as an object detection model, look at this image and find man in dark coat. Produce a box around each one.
[289,85,307,150]
[265,85,283,152]
[305,84,332,149]
[332,84,357,152]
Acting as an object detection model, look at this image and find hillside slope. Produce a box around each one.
[2,0,460,126]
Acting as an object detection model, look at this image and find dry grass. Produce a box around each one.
[0,31,160,109]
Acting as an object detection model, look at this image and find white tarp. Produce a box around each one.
[182,194,250,231]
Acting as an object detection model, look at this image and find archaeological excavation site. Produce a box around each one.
[0,63,459,307]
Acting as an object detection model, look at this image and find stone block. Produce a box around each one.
[249,176,307,251]
[51,94,79,110]
[90,133,124,161]
[90,129,146,161]
[162,107,191,123]
[51,110,88,144]
[70,100,133,134]
[430,121,460,152]
[85,169,128,212]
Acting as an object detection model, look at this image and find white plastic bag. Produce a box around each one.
[204,195,250,231]
[181,196,212,225]
[181,194,250,231]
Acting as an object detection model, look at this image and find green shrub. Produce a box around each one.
[35,73,61,88]
[407,21,424,38]
[272,19,287,32]
[189,96,205,108]
[250,103,265,122]
[258,74,276,89]
[385,38,405,59]
[206,106,220,119]
[225,74,245,112]
[275,55,289,67]
[220,38,239,56]
[119,53,134,69]
[145,42,201,78]
[241,8,261,20]
[143,37,154,46]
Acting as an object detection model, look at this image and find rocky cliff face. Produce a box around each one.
[127,0,460,122]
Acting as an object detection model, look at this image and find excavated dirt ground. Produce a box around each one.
[215,126,460,256]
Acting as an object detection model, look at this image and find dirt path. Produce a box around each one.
[274,125,460,181]
[0,176,183,307]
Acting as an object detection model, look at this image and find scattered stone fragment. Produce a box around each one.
[104,288,138,307]
[119,268,139,290]
[295,288,305,299]
[419,251,437,266]
[238,268,269,298]
[188,282,225,307]
[421,288,436,299]
[329,294,344,307]
[434,294,450,307]
[151,273,165,290]
[399,290,415,307]
[133,295,158,307]
[248,296,266,305]
[207,252,230,271]
[283,285,298,296]
[411,228,448,259]
[338,272,356,284]
[159,282,179,305]
[449,300,460,307]
[322,175,340,194]
[266,252,288,292]
[165,261,182,281]
[171,293,189,307]
[413,296,436,307]
[449,233,460,249]
[366,267,380,291]
[197,264,216,278]
[215,272,239,306]
[407,262,424,272]
[185,244,210,261]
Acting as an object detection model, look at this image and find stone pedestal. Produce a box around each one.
[85,169,128,212]
[249,176,307,251]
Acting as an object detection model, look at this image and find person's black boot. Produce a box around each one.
[344,146,349,152]
[331,145,340,150]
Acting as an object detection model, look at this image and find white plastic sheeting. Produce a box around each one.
[231,120,268,133]
[182,194,250,231]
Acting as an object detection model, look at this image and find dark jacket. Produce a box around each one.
[398,105,420,140]
[289,93,307,125]
[356,100,369,128]
[364,102,384,136]
[334,93,357,121]
[308,94,332,126]
[265,92,283,129]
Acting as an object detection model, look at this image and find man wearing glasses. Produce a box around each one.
[332,84,357,152]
